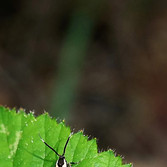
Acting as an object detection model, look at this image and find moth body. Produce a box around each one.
[39,133,75,167]
[56,156,68,167]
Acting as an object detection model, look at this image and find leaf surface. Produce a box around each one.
[0,106,132,167]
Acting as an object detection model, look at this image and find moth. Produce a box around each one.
[40,133,77,167]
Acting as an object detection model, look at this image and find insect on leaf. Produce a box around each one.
[0,106,132,167]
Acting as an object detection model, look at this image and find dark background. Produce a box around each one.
[0,0,167,166]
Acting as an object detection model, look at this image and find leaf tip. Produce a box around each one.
[79,129,84,133]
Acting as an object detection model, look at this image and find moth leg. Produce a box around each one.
[70,162,77,164]
[67,162,78,166]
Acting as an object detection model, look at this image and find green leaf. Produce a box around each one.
[0,106,132,167]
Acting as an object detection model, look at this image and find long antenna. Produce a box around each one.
[39,134,60,156]
[62,133,73,156]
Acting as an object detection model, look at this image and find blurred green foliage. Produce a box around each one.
[50,11,94,119]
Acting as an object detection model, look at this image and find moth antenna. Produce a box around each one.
[62,133,73,156]
[39,134,60,156]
